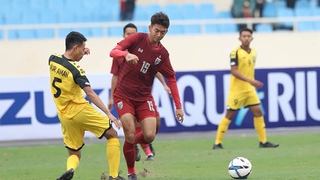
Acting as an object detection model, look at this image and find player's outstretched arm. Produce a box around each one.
[83,86,122,129]
[110,45,128,59]
[109,45,139,65]
[155,72,171,95]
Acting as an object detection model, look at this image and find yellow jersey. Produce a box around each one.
[49,54,90,119]
[229,46,257,93]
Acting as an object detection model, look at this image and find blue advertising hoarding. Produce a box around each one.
[0,67,319,140]
[156,67,320,132]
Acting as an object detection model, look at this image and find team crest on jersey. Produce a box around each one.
[117,101,123,109]
[154,55,161,65]
[252,56,256,62]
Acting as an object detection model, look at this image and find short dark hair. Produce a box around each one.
[150,12,170,29]
[239,28,253,36]
[123,23,138,34]
[65,31,87,51]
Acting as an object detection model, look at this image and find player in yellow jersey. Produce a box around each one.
[49,31,125,180]
[213,28,279,149]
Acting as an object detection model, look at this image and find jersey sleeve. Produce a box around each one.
[72,66,90,88]
[230,50,238,66]
[74,73,90,89]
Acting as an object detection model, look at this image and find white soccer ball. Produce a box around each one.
[228,157,252,179]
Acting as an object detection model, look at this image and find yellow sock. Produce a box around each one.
[254,116,267,143]
[215,117,231,144]
[107,138,120,178]
[67,154,79,170]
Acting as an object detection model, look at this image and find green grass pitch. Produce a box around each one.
[0,133,319,180]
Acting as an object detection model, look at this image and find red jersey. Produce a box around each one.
[110,57,124,75]
[110,33,180,108]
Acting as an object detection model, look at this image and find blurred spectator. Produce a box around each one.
[243,1,254,18]
[232,0,256,18]
[255,0,266,18]
[286,0,296,8]
[231,0,256,30]
[120,0,136,21]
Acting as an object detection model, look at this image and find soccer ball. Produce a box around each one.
[228,157,252,179]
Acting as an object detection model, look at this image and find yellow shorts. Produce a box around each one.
[226,90,260,111]
[58,104,111,151]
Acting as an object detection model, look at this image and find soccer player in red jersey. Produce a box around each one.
[108,23,171,162]
[109,12,184,180]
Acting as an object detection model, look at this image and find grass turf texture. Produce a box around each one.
[0,133,319,180]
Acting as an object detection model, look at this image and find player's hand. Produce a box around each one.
[84,48,90,55]
[163,85,172,96]
[175,109,184,123]
[108,98,114,110]
[249,79,263,88]
[108,114,122,129]
[125,53,139,65]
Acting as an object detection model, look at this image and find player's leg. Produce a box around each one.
[246,91,279,148]
[78,104,124,179]
[121,113,138,180]
[135,117,157,162]
[134,124,141,162]
[56,114,85,180]
[148,107,161,158]
[57,148,81,180]
[136,122,153,160]
[139,103,160,161]
[213,93,244,149]
[114,97,138,179]
[136,117,157,144]
[213,109,237,149]
[134,98,158,146]
[103,127,126,180]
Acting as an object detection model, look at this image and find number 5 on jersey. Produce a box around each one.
[52,77,62,98]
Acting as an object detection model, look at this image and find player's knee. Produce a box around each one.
[125,132,136,143]
[253,111,263,117]
[252,108,263,117]
[68,149,82,160]
[225,110,236,120]
[104,128,118,139]
[144,133,155,143]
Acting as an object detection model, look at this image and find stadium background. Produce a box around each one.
[1,0,320,141]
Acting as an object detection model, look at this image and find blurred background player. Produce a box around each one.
[109,12,184,180]
[120,0,136,21]
[108,23,171,161]
[213,28,279,150]
[49,31,125,180]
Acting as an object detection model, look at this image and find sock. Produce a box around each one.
[123,141,136,175]
[134,131,149,145]
[67,154,79,171]
[107,138,120,178]
[254,116,267,143]
[140,143,152,156]
[135,126,142,134]
[215,117,231,144]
